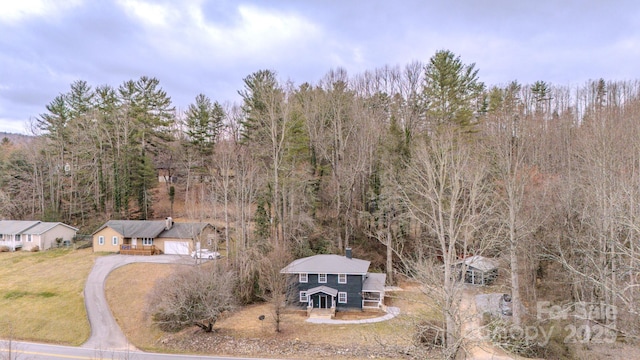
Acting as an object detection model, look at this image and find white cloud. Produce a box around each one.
[233,5,319,48]
[0,0,82,23]
[114,1,323,66]
[0,117,31,134]
[116,0,170,27]
[610,37,640,56]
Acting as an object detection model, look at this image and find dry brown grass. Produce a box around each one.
[106,262,438,357]
[215,302,416,348]
[0,248,94,345]
[105,262,190,350]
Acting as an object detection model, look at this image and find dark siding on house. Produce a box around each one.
[289,273,365,310]
[338,274,364,310]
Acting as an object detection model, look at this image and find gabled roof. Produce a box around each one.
[455,255,498,272]
[0,220,78,234]
[306,285,338,297]
[94,220,166,238]
[93,220,212,240]
[0,220,40,234]
[158,223,212,238]
[281,254,370,275]
[25,222,78,234]
[363,273,386,292]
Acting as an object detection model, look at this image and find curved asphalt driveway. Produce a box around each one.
[81,255,194,350]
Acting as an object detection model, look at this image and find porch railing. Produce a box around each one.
[120,244,158,255]
[0,240,22,251]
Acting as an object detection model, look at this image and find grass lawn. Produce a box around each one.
[105,262,189,351]
[0,248,95,345]
[106,263,438,358]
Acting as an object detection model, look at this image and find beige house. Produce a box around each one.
[0,220,78,251]
[92,218,217,255]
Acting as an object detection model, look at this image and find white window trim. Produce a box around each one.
[338,292,347,304]
[318,273,327,283]
[142,238,153,246]
[98,236,105,245]
[338,273,347,284]
[27,234,32,242]
[299,273,308,283]
[300,291,308,303]
[112,236,118,246]
[15,234,21,242]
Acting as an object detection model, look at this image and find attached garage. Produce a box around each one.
[164,241,190,255]
[93,219,217,255]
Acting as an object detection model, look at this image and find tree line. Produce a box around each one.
[1,50,639,356]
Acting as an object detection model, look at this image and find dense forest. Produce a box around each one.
[1,50,639,356]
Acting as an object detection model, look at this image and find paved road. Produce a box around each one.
[2,340,282,360]
[0,254,282,359]
[82,254,194,351]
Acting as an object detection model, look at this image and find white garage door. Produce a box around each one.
[164,241,190,255]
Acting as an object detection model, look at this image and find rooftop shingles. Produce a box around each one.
[281,254,370,274]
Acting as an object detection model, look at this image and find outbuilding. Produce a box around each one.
[455,255,498,285]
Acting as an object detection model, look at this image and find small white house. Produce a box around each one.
[0,220,78,251]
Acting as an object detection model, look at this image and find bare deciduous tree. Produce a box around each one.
[483,82,548,326]
[400,127,493,359]
[149,264,236,332]
[258,248,293,333]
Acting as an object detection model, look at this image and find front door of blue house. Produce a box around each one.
[313,293,331,308]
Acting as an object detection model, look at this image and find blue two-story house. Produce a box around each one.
[280,248,386,315]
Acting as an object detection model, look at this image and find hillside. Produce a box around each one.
[0,132,33,145]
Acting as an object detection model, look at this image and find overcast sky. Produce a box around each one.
[1,0,639,134]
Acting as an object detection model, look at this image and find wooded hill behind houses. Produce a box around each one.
[0,132,32,145]
[1,50,639,353]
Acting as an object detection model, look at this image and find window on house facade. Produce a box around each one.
[300,291,308,303]
[15,234,21,242]
[112,236,118,246]
[142,238,153,246]
[27,234,32,242]
[338,292,347,303]
[318,273,327,283]
[338,273,347,284]
[299,273,308,283]
[98,236,105,245]
[0,234,3,239]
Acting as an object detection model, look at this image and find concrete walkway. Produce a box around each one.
[306,306,400,324]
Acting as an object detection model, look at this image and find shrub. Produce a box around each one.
[0,246,10,252]
[484,316,574,359]
[486,318,539,356]
[149,263,236,332]
[31,246,40,252]
[415,320,444,349]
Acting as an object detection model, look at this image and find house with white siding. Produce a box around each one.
[0,220,78,251]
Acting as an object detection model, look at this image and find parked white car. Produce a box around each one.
[191,249,221,260]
